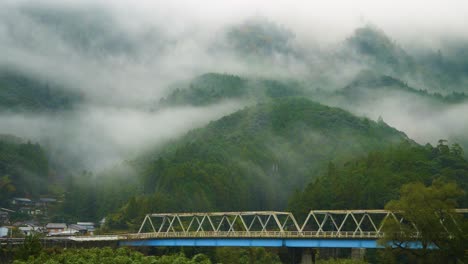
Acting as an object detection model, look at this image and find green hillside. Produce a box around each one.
[159,73,305,107]
[344,26,468,93]
[106,97,409,229]
[290,140,468,218]
[0,69,80,112]
[346,26,416,76]
[339,71,468,104]
[0,135,50,206]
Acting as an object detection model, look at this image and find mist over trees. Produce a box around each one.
[0,1,467,263]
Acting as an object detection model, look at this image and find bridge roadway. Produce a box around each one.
[120,231,384,248]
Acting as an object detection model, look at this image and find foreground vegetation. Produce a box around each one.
[5,243,284,264]
[12,247,211,264]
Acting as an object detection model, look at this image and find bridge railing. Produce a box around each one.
[127,231,385,240]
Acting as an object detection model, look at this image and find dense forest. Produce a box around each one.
[290,140,468,218]
[104,97,409,229]
[159,73,306,107]
[0,135,50,206]
[0,4,467,262]
[0,69,80,112]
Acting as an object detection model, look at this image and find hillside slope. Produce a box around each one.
[159,73,305,107]
[0,135,50,206]
[290,141,468,218]
[0,69,80,112]
[107,97,409,229]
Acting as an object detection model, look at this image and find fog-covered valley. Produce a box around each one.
[1,2,467,259]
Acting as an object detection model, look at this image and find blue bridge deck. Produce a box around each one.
[120,238,381,248]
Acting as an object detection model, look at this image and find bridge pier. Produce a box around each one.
[300,248,316,264]
[351,248,366,260]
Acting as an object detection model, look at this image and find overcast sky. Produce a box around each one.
[3,0,468,44]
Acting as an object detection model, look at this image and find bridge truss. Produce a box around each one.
[133,209,468,240]
[137,211,300,234]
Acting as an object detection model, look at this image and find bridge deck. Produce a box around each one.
[127,231,383,240]
[120,238,381,248]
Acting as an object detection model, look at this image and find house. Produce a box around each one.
[0,226,10,237]
[0,211,9,224]
[11,198,32,206]
[77,222,95,235]
[19,207,42,216]
[68,224,87,235]
[45,223,67,234]
[18,224,42,236]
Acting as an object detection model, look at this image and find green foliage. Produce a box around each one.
[0,69,80,112]
[317,259,368,264]
[0,135,50,204]
[56,167,139,223]
[346,26,416,76]
[159,73,305,107]
[380,181,467,264]
[290,141,468,218]
[12,247,212,264]
[108,97,407,229]
[340,70,468,105]
[214,247,282,264]
[161,73,248,106]
[14,235,43,261]
[345,26,468,92]
[0,175,16,203]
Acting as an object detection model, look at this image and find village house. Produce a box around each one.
[18,224,43,236]
[45,223,67,234]
[77,222,96,235]
[0,211,9,225]
[37,198,57,207]
[68,224,88,235]
[19,207,42,216]
[11,198,32,206]
[0,226,11,237]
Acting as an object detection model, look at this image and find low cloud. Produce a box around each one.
[0,101,245,171]
[1,0,467,171]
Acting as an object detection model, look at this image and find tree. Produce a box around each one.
[14,235,42,261]
[0,175,15,206]
[379,180,467,263]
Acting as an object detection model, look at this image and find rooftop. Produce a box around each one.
[69,224,87,231]
[46,223,67,229]
[13,198,32,202]
[39,198,57,202]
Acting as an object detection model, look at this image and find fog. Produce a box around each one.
[1,0,467,171]
[337,92,468,149]
[0,101,244,171]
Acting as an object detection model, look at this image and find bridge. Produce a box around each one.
[2,209,465,264]
[117,209,467,249]
[3,209,466,249]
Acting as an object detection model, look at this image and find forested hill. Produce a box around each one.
[338,71,468,104]
[0,69,81,112]
[159,73,305,107]
[290,141,468,219]
[107,97,409,229]
[344,26,468,93]
[0,135,50,206]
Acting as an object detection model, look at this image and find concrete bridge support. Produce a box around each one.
[351,248,366,260]
[300,248,316,264]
